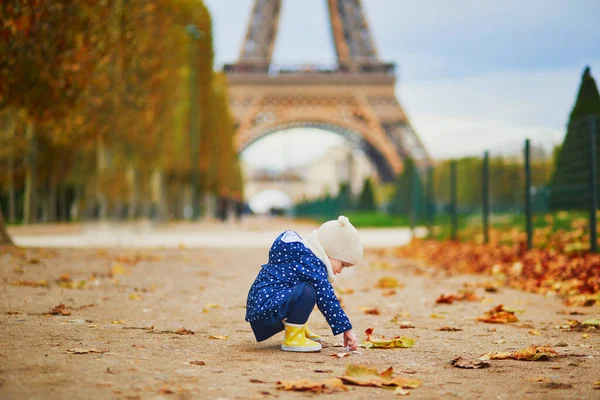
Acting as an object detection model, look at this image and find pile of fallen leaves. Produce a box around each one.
[396,238,600,302]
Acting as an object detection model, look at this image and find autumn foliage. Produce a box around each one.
[397,239,600,300]
[0,0,242,227]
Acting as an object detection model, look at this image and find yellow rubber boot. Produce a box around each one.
[304,325,322,342]
[281,321,322,352]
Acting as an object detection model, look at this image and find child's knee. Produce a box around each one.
[302,284,316,302]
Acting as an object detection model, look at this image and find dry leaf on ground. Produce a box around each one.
[208,335,228,340]
[477,305,519,323]
[128,293,142,300]
[436,291,480,304]
[375,277,404,289]
[360,307,381,315]
[10,280,48,288]
[175,328,194,335]
[398,321,414,329]
[480,345,558,361]
[439,326,462,331]
[331,352,350,358]
[190,361,205,365]
[67,348,107,354]
[362,328,415,349]
[203,303,220,313]
[340,364,421,389]
[276,378,347,394]
[48,303,71,316]
[450,357,491,369]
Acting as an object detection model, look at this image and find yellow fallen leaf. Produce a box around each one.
[111,320,125,324]
[203,303,220,313]
[362,328,415,349]
[88,324,97,328]
[582,333,589,339]
[13,266,24,273]
[340,364,421,389]
[375,277,403,289]
[394,387,410,395]
[208,335,228,340]
[594,380,600,385]
[129,293,142,300]
[480,296,494,304]
[111,264,127,276]
[430,313,445,319]
[529,330,540,336]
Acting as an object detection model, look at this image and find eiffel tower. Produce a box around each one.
[224,0,430,182]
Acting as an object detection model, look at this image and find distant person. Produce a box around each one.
[245,216,362,352]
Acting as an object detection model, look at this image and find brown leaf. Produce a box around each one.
[330,352,350,358]
[436,291,480,304]
[175,328,194,335]
[48,303,71,316]
[360,307,381,315]
[157,388,175,394]
[439,326,463,332]
[276,378,348,393]
[132,344,145,349]
[314,369,333,373]
[450,357,491,369]
[382,289,397,297]
[250,378,266,383]
[476,305,519,324]
[190,361,205,366]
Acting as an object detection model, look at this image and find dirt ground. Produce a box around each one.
[1,230,599,399]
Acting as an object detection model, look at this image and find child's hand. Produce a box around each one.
[343,329,358,351]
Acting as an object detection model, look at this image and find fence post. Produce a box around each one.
[482,151,490,244]
[450,160,458,241]
[524,139,533,249]
[589,116,598,253]
[427,165,434,237]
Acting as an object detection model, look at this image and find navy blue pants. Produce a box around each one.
[250,283,316,342]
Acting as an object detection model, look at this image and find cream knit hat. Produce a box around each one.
[316,215,363,265]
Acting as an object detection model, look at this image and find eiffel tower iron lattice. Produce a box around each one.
[225,0,430,182]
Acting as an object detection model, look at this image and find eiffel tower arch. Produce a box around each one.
[224,0,430,182]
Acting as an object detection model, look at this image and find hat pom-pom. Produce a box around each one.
[338,215,349,226]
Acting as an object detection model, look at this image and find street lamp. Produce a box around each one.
[186,24,204,220]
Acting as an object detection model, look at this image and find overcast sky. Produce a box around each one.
[204,0,600,168]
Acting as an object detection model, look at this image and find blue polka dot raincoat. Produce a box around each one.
[245,230,352,339]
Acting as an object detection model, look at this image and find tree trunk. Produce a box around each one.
[59,183,67,221]
[151,169,168,222]
[0,209,14,245]
[127,165,137,220]
[48,174,57,223]
[23,120,36,224]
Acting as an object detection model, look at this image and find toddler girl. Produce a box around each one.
[245,216,362,352]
